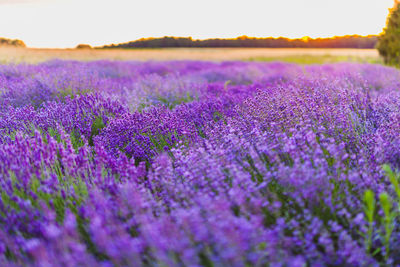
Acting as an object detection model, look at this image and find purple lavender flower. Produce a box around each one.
[0,60,399,266]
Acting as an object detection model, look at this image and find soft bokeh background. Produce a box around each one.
[0,0,394,48]
[0,46,381,64]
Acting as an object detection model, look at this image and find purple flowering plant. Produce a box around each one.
[0,60,399,266]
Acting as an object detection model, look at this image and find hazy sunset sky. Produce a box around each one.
[0,0,394,48]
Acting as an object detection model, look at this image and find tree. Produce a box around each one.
[0,37,26,47]
[377,1,400,65]
[76,44,92,49]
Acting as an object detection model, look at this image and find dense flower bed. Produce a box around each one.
[0,60,400,266]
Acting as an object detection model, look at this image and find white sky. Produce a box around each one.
[0,0,394,48]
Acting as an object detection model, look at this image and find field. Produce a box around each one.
[0,46,381,64]
[1,59,400,266]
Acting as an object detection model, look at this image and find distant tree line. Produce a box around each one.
[0,37,26,47]
[76,44,92,49]
[100,35,378,49]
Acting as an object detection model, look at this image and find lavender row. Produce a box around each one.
[1,61,400,266]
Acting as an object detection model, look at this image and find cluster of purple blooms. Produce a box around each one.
[1,60,400,266]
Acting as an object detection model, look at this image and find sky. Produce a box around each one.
[0,0,395,48]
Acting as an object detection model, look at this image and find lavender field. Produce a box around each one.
[1,60,400,266]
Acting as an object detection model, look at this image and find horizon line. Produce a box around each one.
[19,34,380,49]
